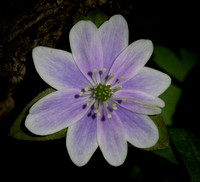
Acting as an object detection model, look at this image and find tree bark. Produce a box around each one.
[0,0,127,119]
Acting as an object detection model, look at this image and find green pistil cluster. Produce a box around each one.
[93,83,113,102]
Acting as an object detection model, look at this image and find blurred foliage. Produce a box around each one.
[159,84,182,125]
[73,8,108,27]
[153,46,198,126]
[152,46,199,182]
[169,128,200,182]
[153,45,198,82]
[152,148,177,165]
[146,115,170,151]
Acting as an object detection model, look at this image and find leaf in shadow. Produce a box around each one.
[144,115,170,151]
[153,45,198,82]
[169,128,200,182]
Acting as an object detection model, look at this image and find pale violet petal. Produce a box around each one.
[32,46,90,90]
[99,14,128,72]
[114,89,164,115]
[66,111,98,166]
[97,108,127,166]
[122,67,171,96]
[108,39,153,85]
[70,20,103,84]
[25,89,92,135]
[116,106,159,148]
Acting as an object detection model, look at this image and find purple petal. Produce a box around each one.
[97,108,127,166]
[66,111,98,166]
[32,46,90,90]
[116,106,159,148]
[99,15,128,72]
[25,89,92,135]
[108,39,153,85]
[114,89,164,115]
[70,20,103,84]
[122,67,171,96]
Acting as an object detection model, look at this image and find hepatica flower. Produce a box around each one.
[25,15,171,166]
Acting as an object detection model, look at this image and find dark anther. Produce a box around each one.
[105,75,109,80]
[108,107,113,112]
[115,79,119,83]
[101,115,106,121]
[74,94,80,99]
[88,71,93,77]
[117,100,122,104]
[91,104,94,110]
[99,70,102,75]
[82,104,87,109]
[92,113,96,119]
[81,88,85,92]
[87,111,92,117]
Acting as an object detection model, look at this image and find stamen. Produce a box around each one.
[107,114,112,118]
[93,68,98,84]
[94,108,101,116]
[93,99,101,117]
[112,97,127,103]
[78,87,94,98]
[111,96,127,104]
[112,85,122,92]
[84,87,89,92]
[84,98,95,110]
[93,68,97,74]
[112,76,125,87]
[74,94,80,99]
[94,100,99,108]
[103,102,112,119]
[102,68,107,74]
[107,100,117,111]
[101,115,106,121]
[92,113,96,119]
[105,73,114,84]
[82,104,87,109]
[87,70,98,85]
[108,73,114,80]
[79,92,84,96]
[120,76,125,81]
[87,111,92,117]
[88,71,93,77]
[117,100,122,104]
[108,106,114,112]
[117,85,122,90]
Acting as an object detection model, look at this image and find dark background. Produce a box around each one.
[1,0,199,181]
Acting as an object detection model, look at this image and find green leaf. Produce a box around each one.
[159,84,182,125]
[73,8,108,27]
[153,45,198,82]
[169,128,200,182]
[9,88,67,141]
[152,149,178,165]
[144,115,170,151]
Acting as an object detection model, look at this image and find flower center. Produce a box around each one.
[93,83,113,102]
[75,68,126,119]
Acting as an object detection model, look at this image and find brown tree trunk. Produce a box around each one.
[0,0,126,120]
